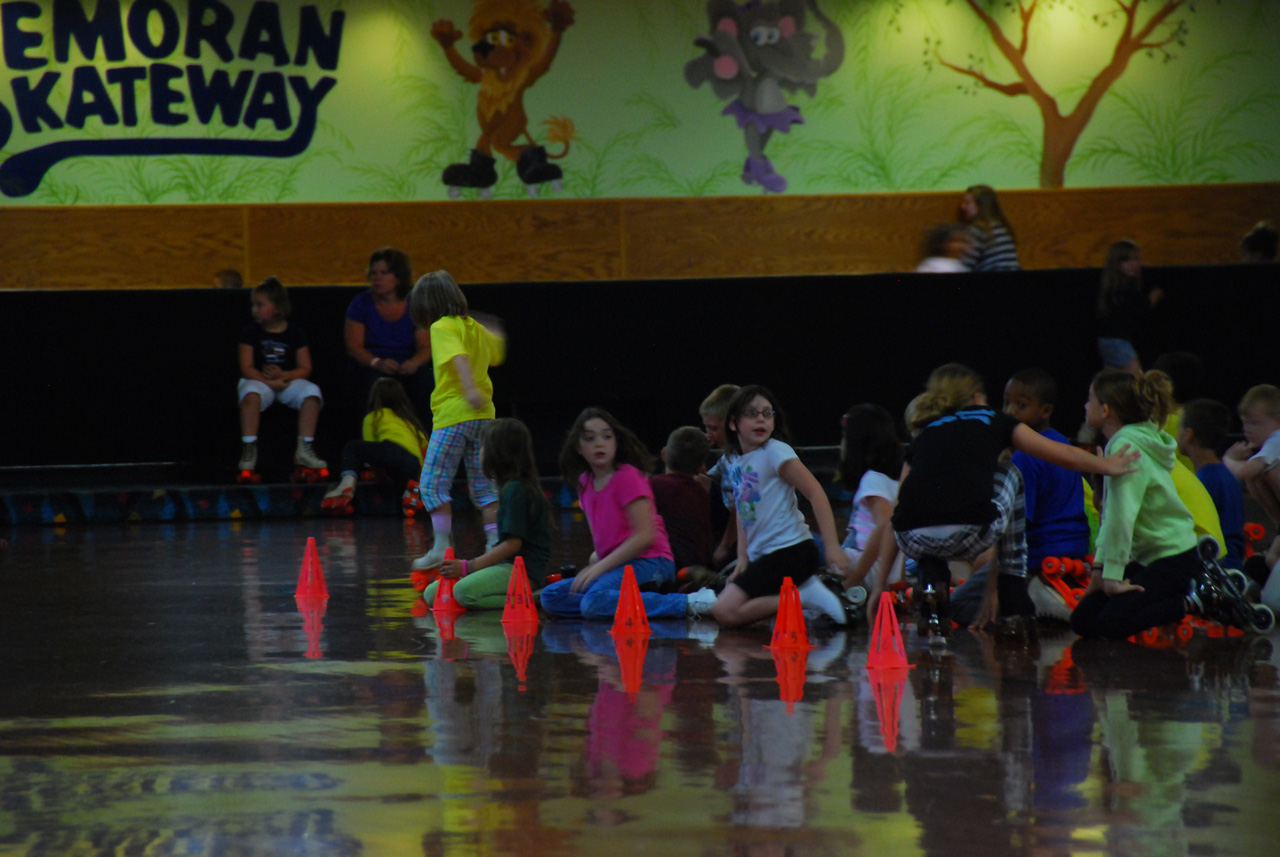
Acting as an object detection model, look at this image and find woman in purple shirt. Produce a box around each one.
[344,247,433,421]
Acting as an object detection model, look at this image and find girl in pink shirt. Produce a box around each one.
[540,408,717,620]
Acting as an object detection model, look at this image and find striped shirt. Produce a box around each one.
[963,223,1020,271]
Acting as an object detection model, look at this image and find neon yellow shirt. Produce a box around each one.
[362,409,427,465]
[429,315,505,429]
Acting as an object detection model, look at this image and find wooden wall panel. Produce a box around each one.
[246,200,622,286]
[0,206,245,289]
[1,183,1274,289]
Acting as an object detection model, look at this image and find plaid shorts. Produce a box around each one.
[418,419,497,511]
[895,462,1027,578]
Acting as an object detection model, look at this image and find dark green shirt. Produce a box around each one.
[499,480,551,586]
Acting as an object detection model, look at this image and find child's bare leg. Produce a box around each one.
[1247,472,1280,529]
[240,393,261,436]
[297,396,321,438]
[711,583,780,628]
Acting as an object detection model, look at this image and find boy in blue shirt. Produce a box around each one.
[1176,399,1245,570]
[950,369,1090,625]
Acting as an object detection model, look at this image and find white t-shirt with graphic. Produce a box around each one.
[720,440,810,562]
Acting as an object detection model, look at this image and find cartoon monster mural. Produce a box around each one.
[685,0,844,193]
[431,0,576,198]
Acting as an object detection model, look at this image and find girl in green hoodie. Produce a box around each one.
[1071,370,1199,639]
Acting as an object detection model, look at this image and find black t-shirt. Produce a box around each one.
[893,407,1019,531]
[239,322,309,371]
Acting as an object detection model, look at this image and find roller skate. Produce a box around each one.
[516,145,563,197]
[443,149,497,200]
[321,474,356,514]
[236,440,261,484]
[401,479,425,518]
[291,438,330,483]
[1187,535,1276,634]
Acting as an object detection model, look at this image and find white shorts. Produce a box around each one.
[238,378,323,411]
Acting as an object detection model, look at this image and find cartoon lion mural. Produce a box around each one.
[431,0,576,198]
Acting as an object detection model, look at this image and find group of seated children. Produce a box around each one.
[400,365,1280,640]
[234,281,1279,638]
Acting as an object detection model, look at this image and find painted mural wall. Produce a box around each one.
[1,0,1276,205]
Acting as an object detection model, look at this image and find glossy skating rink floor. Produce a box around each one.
[3,514,1279,857]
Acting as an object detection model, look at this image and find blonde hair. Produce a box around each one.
[1239,384,1280,417]
[908,363,985,432]
[699,384,740,420]
[1091,369,1173,426]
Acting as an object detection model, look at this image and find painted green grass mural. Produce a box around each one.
[0,0,1276,204]
[1073,52,1279,185]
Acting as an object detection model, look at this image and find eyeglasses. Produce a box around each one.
[741,408,776,419]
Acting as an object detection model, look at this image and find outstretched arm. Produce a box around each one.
[431,19,483,83]
[1012,423,1138,476]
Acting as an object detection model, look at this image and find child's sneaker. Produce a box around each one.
[686,587,717,618]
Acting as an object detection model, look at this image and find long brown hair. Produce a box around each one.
[366,378,428,449]
[559,407,655,492]
[964,184,1015,242]
[482,418,551,523]
[1097,239,1141,317]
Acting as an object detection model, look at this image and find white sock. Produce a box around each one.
[242,436,256,443]
[797,576,846,624]
[431,513,452,546]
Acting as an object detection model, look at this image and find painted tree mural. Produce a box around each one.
[917,0,1215,188]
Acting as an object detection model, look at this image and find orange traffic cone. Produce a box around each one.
[769,577,810,650]
[613,629,650,699]
[502,557,539,625]
[505,621,538,690]
[771,645,809,713]
[295,537,329,600]
[867,591,912,670]
[610,565,651,636]
[432,549,466,615]
[869,670,907,751]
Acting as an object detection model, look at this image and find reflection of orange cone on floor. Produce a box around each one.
[505,622,538,690]
[769,577,811,650]
[611,565,651,635]
[295,537,329,600]
[295,595,326,659]
[771,645,809,713]
[869,671,907,751]
[432,549,466,616]
[613,630,649,699]
[867,593,912,670]
[502,557,539,625]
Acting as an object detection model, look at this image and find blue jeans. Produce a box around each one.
[539,556,682,620]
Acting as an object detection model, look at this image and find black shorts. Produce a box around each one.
[732,539,818,600]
